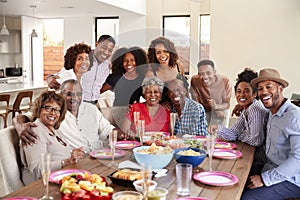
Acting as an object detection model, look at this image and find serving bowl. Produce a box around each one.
[133,146,174,169]
[147,187,169,200]
[174,147,206,167]
[112,191,143,200]
[133,179,157,193]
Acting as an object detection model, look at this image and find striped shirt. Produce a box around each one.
[174,97,208,136]
[218,99,269,146]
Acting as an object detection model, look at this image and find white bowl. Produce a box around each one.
[133,179,157,193]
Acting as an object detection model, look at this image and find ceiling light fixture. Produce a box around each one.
[30,5,38,38]
[0,0,9,35]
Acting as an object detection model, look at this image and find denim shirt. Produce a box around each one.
[261,99,300,187]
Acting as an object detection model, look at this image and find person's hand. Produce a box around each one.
[70,147,85,163]
[231,104,243,117]
[247,175,264,189]
[208,124,218,134]
[17,122,38,146]
[207,99,216,109]
[216,110,226,119]
[46,75,60,90]
[117,129,135,141]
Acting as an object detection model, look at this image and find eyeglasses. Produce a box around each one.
[62,92,83,98]
[41,106,61,114]
[48,132,67,146]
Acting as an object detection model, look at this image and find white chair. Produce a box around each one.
[0,126,24,196]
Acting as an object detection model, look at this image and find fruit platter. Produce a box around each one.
[59,172,113,200]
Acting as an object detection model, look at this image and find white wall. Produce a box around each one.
[210,0,300,98]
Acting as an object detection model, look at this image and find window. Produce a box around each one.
[199,14,210,60]
[95,17,119,44]
[163,15,190,75]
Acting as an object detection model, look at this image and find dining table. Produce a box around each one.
[4,140,255,200]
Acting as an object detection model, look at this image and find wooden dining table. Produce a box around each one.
[4,141,255,200]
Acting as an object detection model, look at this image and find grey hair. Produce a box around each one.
[142,76,164,94]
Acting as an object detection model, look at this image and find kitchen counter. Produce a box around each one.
[0,80,47,94]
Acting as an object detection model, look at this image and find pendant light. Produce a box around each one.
[30,5,38,38]
[0,0,9,35]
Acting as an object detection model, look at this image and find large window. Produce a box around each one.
[199,14,210,60]
[95,17,119,44]
[163,15,190,75]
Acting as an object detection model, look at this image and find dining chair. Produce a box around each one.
[0,126,24,196]
[0,94,10,128]
[7,90,33,120]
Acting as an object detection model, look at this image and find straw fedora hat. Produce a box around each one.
[250,68,289,88]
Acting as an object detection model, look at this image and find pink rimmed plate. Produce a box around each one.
[89,148,126,159]
[49,169,91,184]
[214,141,236,149]
[177,197,209,200]
[115,140,141,149]
[193,171,238,186]
[3,198,38,200]
[213,149,242,159]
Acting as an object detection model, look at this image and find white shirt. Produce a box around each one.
[81,55,110,101]
[54,68,76,85]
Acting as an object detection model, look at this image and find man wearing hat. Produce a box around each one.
[241,68,300,199]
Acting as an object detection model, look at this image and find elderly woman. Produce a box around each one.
[121,76,170,133]
[21,91,84,185]
[51,43,91,86]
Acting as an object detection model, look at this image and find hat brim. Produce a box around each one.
[250,77,289,88]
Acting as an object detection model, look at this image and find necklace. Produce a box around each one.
[123,72,138,80]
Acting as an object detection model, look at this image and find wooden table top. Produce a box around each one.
[4,141,255,200]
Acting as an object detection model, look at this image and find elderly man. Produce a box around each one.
[47,35,116,105]
[167,78,208,136]
[241,68,300,200]
[13,79,115,152]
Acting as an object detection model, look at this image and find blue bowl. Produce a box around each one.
[174,147,206,167]
[133,146,174,169]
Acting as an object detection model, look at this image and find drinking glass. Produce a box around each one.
[108,129,118,167]
[206,134,216,171]
[134,111,140,135]
[40,153,53,200]
[176,163,192,196]
[141,165,152,199]
[170,112,177,138]
[138,120,145,146]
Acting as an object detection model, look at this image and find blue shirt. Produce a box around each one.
[261,99,300,187]
[174,97,208,136]
[218,99,269,146]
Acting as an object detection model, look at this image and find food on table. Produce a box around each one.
[184,139,204,149]
[59,172,113,200]
[177,149,201,156]
[112,191,143,200]
[147,187,169,200]
[112,169,142,181]
[136,143,173,154]
[215,142,232,149]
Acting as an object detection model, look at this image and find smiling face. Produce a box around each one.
[61,82,82,116]
[257,80,284,114]
[94,40,115,63]
[235,81,256,109]
[154,43,170,67]
[74,52,90,75]
[144,85,162,107]
[198,64,217,86]
[123,52,136,73]
[167,80,187,106]
[39,101,61,130]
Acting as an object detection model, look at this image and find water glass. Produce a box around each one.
[206,134,216,171]
[109,129,118,167]
[40,153,53,200]
[176,163,192,196]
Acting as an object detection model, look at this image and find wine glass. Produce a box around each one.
[206,134,216,171]
[133,111,140,135]
[170,112,177,138]
[108,129,118,167]
[141,164,152,199]
[40,153,53,200]
[138,120,145,146]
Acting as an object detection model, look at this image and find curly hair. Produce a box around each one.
[111,47,128,75]
[234,68,258,96]
[142,76,164,94]
[64,43,91,70]
[127,46,148,75]
[32,91,67,130]
[147,37,179,70]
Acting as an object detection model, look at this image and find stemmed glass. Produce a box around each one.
[141,164,152,199]
[134,111,140,136]
[206,134,216,171]
[170,113,177,138]
[138,120,145,146]
[108,129,118,167]
[40,153,53,200]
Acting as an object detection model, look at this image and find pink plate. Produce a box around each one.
[3,198,38,200]
[214,141,236,149]
[193,171,238,186]
[49,169,91,184]
[115,140,141,149]
[177,197,209,200]
[213,149,242,159]
[89,148,126,159]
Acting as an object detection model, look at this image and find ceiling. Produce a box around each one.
[0,0,134,19]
